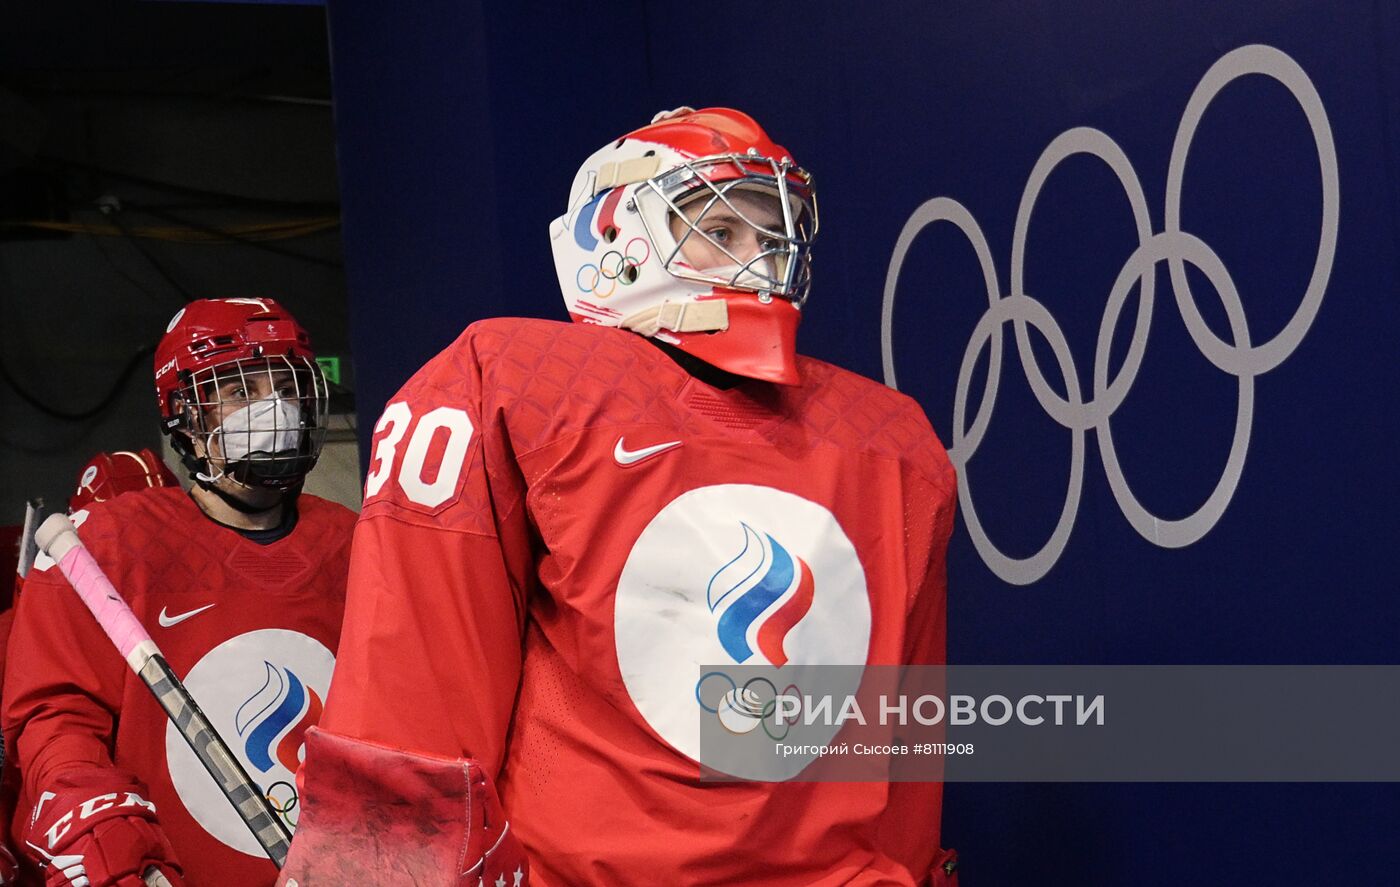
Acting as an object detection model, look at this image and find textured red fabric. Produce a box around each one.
[21,769,184,887]
[323,318,957,885]
[275,728,527,886]
[4,489,354,886]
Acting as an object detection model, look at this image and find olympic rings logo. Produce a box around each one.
[265,780,299,829]
[696,671,803,741]
[881,44,1339,585]
[576,237,651,298]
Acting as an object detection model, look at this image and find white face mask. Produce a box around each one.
[212,397,303,461]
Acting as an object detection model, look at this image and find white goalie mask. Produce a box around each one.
[549,107,818,385]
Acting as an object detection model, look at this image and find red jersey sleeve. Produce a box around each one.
[903,466,957,667]
[320,326,536,779]
[2,509,127,797]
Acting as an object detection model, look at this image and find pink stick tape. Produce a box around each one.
[56,545,155,661]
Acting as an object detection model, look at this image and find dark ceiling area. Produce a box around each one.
[2,1,331,97]
[0,0,351,515]
[2,0,334,186]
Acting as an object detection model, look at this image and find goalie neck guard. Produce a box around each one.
[154,298,328,497]
[549,107,818,385]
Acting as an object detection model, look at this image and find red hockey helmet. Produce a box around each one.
[550,107,817,385]
[69,448,180,513]
[155,298,328,489]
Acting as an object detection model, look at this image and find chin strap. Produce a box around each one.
[200,479,293,516]
[171,434,294,516]
[620,299,729,337]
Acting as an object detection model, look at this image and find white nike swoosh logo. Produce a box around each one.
[158,603,215,628]
[613,437,682,466]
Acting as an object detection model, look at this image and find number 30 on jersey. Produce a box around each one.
[363,403,475,508]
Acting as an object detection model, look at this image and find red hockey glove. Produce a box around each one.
[277,727,529,886]
[21,769,184,887]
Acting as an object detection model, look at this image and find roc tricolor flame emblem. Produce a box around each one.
[235,661,323,774]
[166,629,334,854]
[707,523,816,667]
[614,483,870,774]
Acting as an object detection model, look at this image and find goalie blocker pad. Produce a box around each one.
[275,727,527,886]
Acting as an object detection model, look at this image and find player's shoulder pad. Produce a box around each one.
[29,487,185,573]
[387,317,568,407]
[457,317,619,389]
[794,355,955,487]
[435,316,576,367]
[397,317,632,411]
[295,493,359,532]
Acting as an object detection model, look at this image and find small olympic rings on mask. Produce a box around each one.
[624,236,651,267]
[599,251,630,280]
[601,238,653,282]
[579,237,652,297]
[576,263,617,298]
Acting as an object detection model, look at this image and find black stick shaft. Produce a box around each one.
[138,654,292,867]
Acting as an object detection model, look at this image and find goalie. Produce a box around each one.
[283,108,959,886]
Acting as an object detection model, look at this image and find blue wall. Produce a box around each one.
[326,1,1400,882]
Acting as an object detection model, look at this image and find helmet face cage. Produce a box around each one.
[175,354,328,488]
[635,153,818,306]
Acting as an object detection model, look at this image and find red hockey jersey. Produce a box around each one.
[3,487,354,886]
[323,318,956,886]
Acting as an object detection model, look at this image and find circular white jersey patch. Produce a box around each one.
[165,629,334,856]
[615,484,871,774]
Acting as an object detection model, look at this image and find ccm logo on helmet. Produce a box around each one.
[42,792,157,848]
[155,357,178,380]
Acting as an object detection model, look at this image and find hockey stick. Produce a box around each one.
[34,514,292,869]
[16,498,44,579]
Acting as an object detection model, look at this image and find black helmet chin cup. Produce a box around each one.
[225,451,317,489]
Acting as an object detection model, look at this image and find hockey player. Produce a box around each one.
[281,108,959,885]
[0,449,181,885]
[3,299,355,886]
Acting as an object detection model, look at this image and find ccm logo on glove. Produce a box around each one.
[35,792,158,849]
[23,770,184,887]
